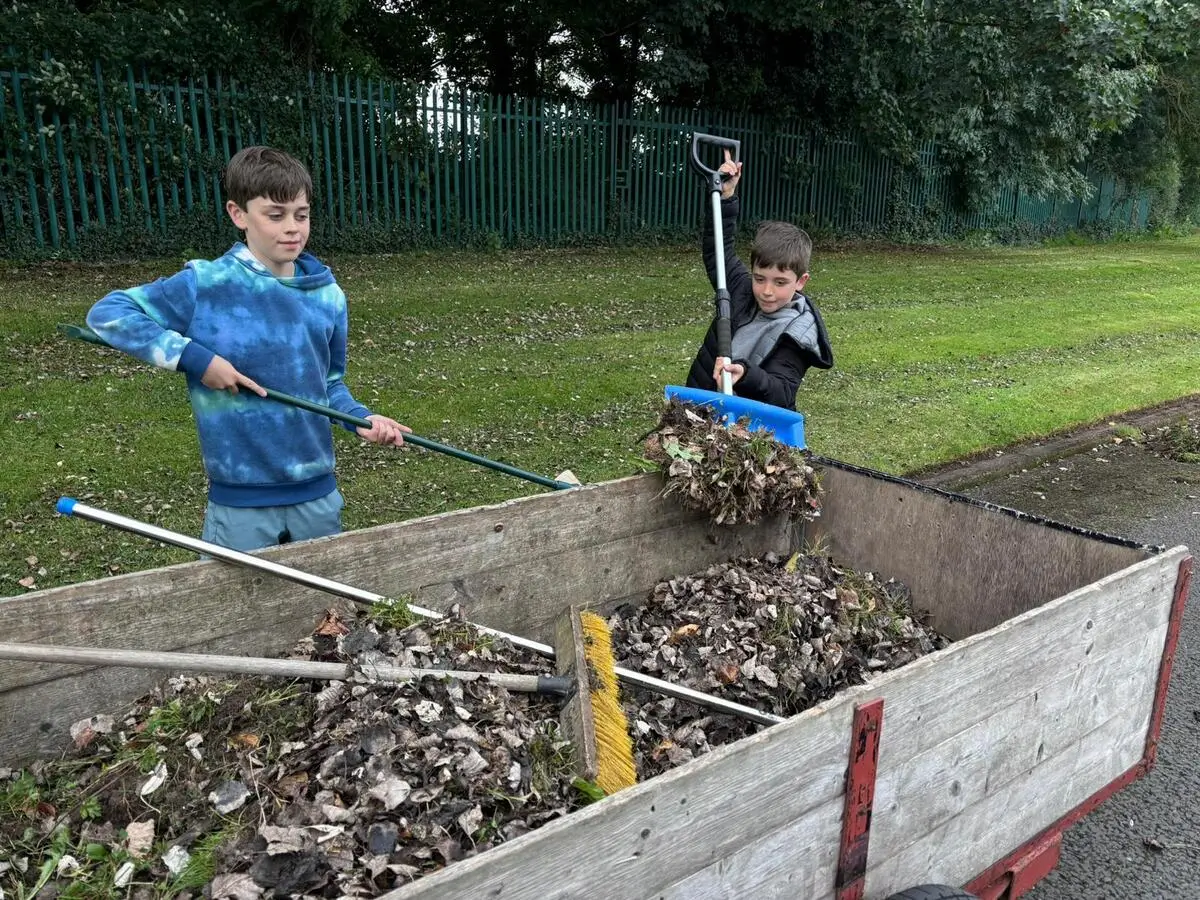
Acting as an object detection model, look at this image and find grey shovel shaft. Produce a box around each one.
[693,133,739,396]
[56,498,784,726]
[0,642,573,696]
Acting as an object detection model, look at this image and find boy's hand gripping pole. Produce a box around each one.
[690,133,741,395]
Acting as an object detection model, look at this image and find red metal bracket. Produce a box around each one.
[972,832,1063,900]
[1145,555,1192,767]
[835,698,884,900]
[968,554,1192,899]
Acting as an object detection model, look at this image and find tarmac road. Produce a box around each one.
[920,403,1200,900]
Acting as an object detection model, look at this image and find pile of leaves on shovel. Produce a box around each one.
[608,550,952,779]
[643,399,822,525]
[0,605,591,899]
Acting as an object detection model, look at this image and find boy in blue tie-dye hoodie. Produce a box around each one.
[87,146,409,552]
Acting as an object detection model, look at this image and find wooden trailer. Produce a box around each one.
[0,462,1190,899]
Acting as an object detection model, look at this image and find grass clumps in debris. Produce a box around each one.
[365,595,419,631]
[609,550,950,778]
[0,608,586,898]
[1143,416,1200,463]
[643,399,822,525]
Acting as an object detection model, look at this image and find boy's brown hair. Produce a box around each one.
[223,146,313,209]
[750,221,812,276]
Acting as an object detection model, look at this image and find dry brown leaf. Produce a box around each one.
[230,732,260,750]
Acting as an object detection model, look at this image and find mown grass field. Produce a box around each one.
[2,234,1198,597]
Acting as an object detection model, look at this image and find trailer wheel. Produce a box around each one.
[883,886,979,900]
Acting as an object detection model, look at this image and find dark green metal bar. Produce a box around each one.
[344,75,358,225]
[0,81,25,233]
[367,78,380,224]
[173,81,192,213]
[446,87,457,238]
[190,77,211,214]
[331,74,345,226]
[500,94,509,239]
[479,92,490,234]
[515,95,524,238]
[52,108,77,245]
[532,96,541,236]
[230,75,243,148]
[379,80,393,226]
[355,75,368,224]
[304,77,321,229]
[563,103,572,234]
[214,72,230,161]
[85,121,106,228]
[550,102,559,238]
[461,90,471,232]
[95,64,122,225]
[33,85,62,248]
[67,114,91,233]
[160,82,180,217]
[11,69,45,246]
[593,103,602,234]
[126,66,153,230]
[320,75,336,228]
[142,68,167,233]
[201,74,221,218]
[437,86,447,237]
[392,83,408,226]
[425,86,436,235]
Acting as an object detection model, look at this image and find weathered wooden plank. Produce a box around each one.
[410,514,794,643]
[866,704,1150,893]
[0,476,792,766]
[811,463,1150,640]
[0,471,1182,899]
[378,549,1181,900]
[652,796,843,900]
[870,621,1165,865]
[854,548,1180,765]
[635,552,1177,900]
[380,701,855,900]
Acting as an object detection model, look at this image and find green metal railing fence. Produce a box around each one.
[0,62,1151,254]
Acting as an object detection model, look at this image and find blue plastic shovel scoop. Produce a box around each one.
[663,384,806,448]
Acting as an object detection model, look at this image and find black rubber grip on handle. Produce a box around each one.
[690,132,741,181]
[716,291,733,359]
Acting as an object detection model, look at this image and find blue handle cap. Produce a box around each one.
[56,497,77,516]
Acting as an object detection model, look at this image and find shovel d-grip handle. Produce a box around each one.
[690,132,741,193]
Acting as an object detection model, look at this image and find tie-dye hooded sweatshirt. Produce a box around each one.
[87,243,372,508]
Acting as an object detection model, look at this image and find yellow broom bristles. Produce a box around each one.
[579,611,638,794]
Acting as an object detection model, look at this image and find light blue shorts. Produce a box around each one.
[200,489,345,552]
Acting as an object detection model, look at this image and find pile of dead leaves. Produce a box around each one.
[643,399,822,525]
[0,608,585,899]
[609,551,951,779]
[0,553,946,895]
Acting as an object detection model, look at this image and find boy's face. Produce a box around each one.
[226,193,310,276]
[751,264,809,314]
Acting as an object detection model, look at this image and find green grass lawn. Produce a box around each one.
[2,235,1198,597]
